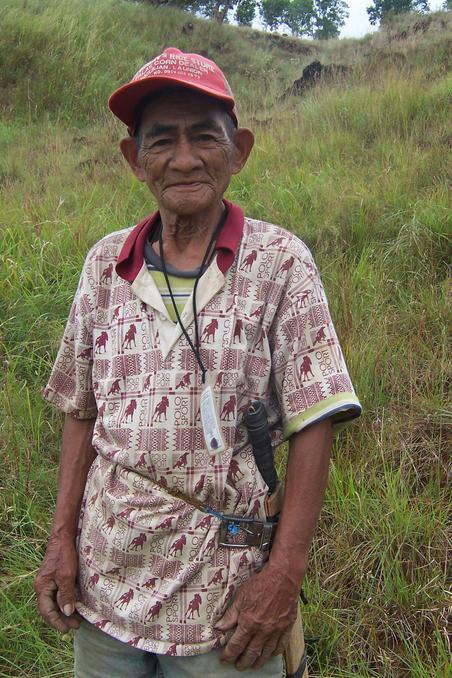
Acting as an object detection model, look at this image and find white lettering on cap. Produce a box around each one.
[132,53,215,82]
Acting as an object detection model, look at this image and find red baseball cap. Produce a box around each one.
[108,47,237,131]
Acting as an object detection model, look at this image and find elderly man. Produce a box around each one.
[34,47,361,677]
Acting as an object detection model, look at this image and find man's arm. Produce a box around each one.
[216,417,333,670]
[34,413,97,633]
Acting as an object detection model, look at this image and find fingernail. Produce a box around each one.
[63,604,74,617]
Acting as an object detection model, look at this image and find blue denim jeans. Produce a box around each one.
[74,620,284,678]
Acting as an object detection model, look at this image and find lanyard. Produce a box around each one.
[159,207,228,384]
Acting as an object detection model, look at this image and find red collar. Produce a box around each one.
[116,200,244,282]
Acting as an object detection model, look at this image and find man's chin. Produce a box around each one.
[160,191,220,218]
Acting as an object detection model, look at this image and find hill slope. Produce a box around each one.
[0,1,450,676]
[1,0,451,123]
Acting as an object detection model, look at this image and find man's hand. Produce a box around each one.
[34,534,82,633]
[34,414,96,633]
[215,562,299,670]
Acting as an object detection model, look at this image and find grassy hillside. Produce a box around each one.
[0,0,450,676]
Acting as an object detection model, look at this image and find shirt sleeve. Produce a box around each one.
[269,238,361,439]
[42,252,98,419]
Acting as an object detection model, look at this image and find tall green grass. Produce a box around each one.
[1,0,450,675]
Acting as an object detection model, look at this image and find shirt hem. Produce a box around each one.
[76,604,224,657]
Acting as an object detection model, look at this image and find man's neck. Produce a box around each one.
[155,202,225,270]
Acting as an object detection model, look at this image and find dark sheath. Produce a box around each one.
[243,401,278,494]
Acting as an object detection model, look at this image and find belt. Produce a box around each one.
[218,514,278,552]
[148,478,278,553]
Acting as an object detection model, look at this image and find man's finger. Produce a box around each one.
[220,624,253,664]
[58,610,82,630]
[56,586,76,617]
[233,634,278,671]
[215,599,239,631]
[55,568,77,611]
[37,589,73,634]
[272,627,292,656]
[250,637,280,670]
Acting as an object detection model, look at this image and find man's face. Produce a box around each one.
[132,90,240,217]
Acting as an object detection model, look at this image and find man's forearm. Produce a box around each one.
[268,418,333,587]
[34,413,96,631]
[51,413,97,540]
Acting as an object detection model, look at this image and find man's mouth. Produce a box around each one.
[167,181,204,189]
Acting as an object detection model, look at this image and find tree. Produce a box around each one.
[189,0,233,23]
[261,0,348,37]
[235,0,257,24]
[260,0,290,30]
[367,0,429,26]
[313,0,348,38]
[210,0,234,22]
[150,0,349,33]
[261,0,315,35]
[285,0,315,35]
[196,0,256,23]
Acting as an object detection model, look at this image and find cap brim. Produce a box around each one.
[108,76,237,129]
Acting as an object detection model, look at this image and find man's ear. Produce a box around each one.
[119,137,147,182]
[231,128,254,175]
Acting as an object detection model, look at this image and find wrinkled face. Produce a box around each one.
[134,90,240,217]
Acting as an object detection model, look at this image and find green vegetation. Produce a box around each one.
[366,0,428,27]
[0,0,450,675]
[124,0,348,37]
[260,0,348,38]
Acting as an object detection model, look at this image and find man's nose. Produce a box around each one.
[169,137,202,172]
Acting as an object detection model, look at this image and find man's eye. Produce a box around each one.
[151,138,172,148]
[195,134,215,142]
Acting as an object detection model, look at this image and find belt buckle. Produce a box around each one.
[218,515,275,552]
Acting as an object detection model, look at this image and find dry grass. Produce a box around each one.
[0,1,450,675]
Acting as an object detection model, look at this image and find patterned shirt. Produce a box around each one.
[43,200,361,655]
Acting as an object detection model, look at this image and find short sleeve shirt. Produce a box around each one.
[43,202,361,655]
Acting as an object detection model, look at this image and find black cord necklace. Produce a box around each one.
[159,207,228,384]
